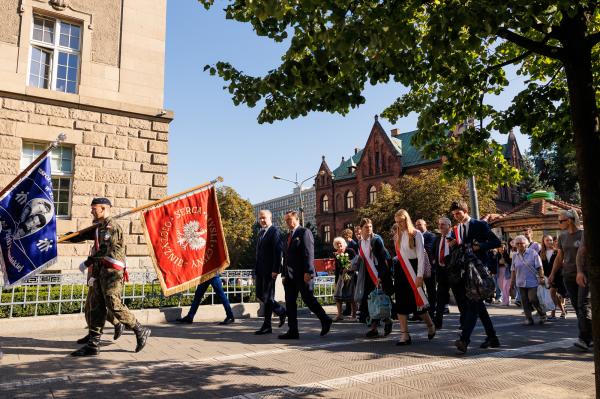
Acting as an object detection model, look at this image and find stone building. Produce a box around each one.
[0,0,171,274]
[315,118,523,241]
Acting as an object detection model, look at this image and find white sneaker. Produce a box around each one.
[574,339,590,351]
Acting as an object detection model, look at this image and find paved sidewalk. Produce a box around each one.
[0,305,594,398]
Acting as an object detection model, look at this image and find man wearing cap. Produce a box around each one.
[66,197,150,356]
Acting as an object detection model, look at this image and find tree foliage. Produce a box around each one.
[358,169,497,246]
[530,146,580,204]
[216,186,255,268]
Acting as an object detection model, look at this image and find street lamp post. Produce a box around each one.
[273,173,318,226]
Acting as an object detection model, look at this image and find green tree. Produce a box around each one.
[519,153,553,200]
[199,1,600,384]
[530,146,580,204]
[358,169,497,247]
[216,186,255,269]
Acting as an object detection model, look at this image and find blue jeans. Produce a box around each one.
[187,275,234,320]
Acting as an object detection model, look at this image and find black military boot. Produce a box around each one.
[71,333,100,356]
[76,333,90,344]
[133,321,151,353]
[113,323,125,341]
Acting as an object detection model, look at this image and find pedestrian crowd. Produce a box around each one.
[65,196,590,357]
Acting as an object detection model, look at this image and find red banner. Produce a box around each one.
[141,186,229,296]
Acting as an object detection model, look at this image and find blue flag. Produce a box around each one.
[0,156,57,287]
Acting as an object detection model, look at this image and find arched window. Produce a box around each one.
[322,194,329,212]
[345,191,354,210]
[368,186,377,204]
[323,225,331,243]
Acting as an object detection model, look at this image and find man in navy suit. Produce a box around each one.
[448,200,501,353]
[279,211,333,339]
[254,210,287,335]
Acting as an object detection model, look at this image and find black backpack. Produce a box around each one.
[448,244,495,302]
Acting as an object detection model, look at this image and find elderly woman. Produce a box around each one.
[332,237,357,321]
[393,209,436,345]
[510,235,546,325]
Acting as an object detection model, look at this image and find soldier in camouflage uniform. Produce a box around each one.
[68,197,150,356]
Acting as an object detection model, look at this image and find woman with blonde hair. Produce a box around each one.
[392,209,436,345]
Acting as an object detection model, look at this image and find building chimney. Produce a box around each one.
[354,147,359,154]
[391,128,400,137]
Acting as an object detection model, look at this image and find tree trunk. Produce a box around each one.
[563,25,600,396]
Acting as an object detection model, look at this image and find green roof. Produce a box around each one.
[332,149,363,180]
[390,130,439,168]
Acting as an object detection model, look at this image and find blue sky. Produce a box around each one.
[164,2,530,204]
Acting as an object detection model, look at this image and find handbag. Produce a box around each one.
[537,277,555,312]
[366,286,392,324]
[422,249,432,279]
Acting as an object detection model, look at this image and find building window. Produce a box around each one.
[321,195,329,212]
[323,225,331,243]
[345,191,354,210]
[29,15,81,94]
[21,142,73,217]
[368,186,377,204]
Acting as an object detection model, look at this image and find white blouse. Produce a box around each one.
[397,230,425,277]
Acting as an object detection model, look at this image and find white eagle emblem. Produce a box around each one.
[176,220,207,250]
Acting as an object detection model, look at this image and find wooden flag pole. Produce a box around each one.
[0,133,66,199]
[57,176,224,243]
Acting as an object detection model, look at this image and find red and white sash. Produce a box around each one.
[94,226,129,282]
[395,237,428,310]
[359,240,379,286]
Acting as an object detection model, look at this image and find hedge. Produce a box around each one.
[0,283,334,318]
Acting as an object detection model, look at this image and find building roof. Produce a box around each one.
[330,129,437,180]
[489,195,581,231]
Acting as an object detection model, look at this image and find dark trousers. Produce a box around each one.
[188,275,234,320]
[459,299,496,345]
[284,278,329,332]
[263,299,286,328]
[518,287,544,320]
[359,275,376,324]
[435,268,465,328]
[564,275,592,344]
[425,271,437,318]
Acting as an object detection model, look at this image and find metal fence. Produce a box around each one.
[0,269,335,319]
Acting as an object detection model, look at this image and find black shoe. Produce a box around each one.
[480,336,500,349]
[76,334,90,344]
[219,317,235,325]
[320,318,333,337]
[396,333,412,346]
[278,312,287,328]
[384,321,393,337]
[255,327,272,335]
[278,331,299,339]
[176,315,193,324]
[455,339,468,354]
[71,344,99,357]
[133,322,151,353]
[113,323,125,341]
[366,329,379,338]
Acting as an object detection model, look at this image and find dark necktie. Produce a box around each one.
[287,232,292,247]
[258,228,266,241]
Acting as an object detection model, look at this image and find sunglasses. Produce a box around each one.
[558,219,569,223]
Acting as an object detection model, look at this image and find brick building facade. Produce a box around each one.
[0,0,171,274]
[315,118,522,241]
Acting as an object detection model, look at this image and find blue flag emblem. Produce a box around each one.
[0,156,57,287]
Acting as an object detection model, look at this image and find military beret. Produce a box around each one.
[91,197,112,207]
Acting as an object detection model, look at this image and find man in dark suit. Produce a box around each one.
[432,217,455,329]
[254,210,287,335]
[415,219,437,319]
[279,211,333,339]
[448,200,501,353]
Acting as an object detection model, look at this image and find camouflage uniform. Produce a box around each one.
[69,214,149,356]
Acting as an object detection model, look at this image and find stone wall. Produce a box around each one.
[0,95,170,273]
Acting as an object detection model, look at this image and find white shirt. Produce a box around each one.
[398,230,425,277]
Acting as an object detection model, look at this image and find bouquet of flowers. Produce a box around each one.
[336,252,352,281]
